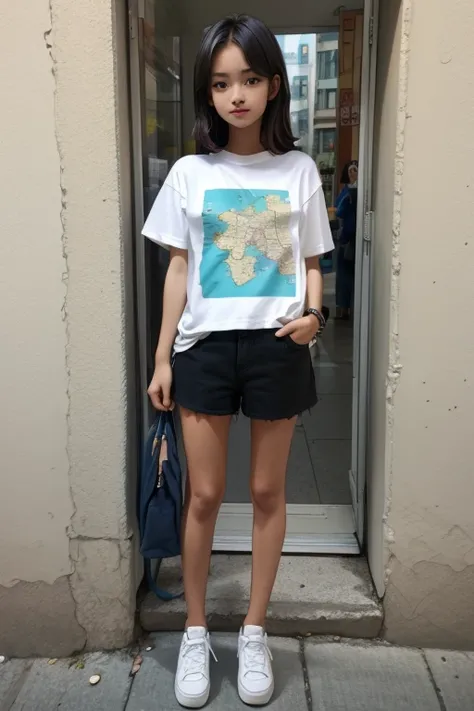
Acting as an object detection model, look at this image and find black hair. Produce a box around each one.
[193,14,297,154]
[340,160,358,185]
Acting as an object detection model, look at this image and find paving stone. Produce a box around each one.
[127,633,306,710]
[10,652,132,711]
[425,649,474,711]
[0,659,32,708]
[305,642,441,711]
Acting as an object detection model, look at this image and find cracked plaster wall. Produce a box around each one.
[0,1,137,656]
[0,3,72,587]
[370,0,474,648]
[368,0,404,599]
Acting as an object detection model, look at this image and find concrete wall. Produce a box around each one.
[370,0,474,649]
[368,0,403,596]
[0,0,137,656]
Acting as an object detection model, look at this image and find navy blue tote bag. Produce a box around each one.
[139,411,183,600]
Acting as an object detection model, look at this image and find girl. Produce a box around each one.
[143,14,334,708]
[335,160,358,319]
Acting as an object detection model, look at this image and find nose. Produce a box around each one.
[231,84,245,106]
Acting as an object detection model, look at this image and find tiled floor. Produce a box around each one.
[225,275,354,506]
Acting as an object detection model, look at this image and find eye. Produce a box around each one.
[246,77,261,86]
[212,81,227,90]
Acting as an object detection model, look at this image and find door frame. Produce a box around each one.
[127,1,378,555]
[350,0,379,544]
[129,0,150,435]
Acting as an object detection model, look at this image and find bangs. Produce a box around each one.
[227,26,275,79]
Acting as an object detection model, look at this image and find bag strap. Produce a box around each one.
[144,558,183,602]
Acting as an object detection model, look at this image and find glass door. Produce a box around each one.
[129,0,182,433]
[129,0,375,554]
[214,29,359,553]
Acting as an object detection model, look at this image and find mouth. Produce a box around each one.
[230,109,250,116]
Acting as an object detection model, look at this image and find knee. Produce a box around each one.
[189,484,223,521]
[251,479,284,515]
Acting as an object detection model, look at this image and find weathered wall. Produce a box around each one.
[0,1,83,656]
[0,0,137,656]
[376,0,474,649]
[368,0,403,596]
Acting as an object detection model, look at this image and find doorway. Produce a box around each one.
[129,0,377,555]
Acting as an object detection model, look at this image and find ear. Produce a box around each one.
[268,74,281,101]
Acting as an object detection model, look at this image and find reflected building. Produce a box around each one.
[277,32,338,206]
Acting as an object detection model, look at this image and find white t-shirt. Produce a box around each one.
[142,149,334,352]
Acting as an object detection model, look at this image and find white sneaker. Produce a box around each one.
[238,625,274,706]
[175,626,217,708]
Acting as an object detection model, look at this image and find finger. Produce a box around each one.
[162,386,172,410]
[275,322,296,337]
[148,387,163,411]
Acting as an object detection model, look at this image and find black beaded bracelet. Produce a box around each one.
[304,308,326,335]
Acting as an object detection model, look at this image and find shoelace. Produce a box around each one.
[182,636,218,678]
[239,637,273,675]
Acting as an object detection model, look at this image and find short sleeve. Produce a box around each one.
[142,165,189,250]
[299,186,335,258]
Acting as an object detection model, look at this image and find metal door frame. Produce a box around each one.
[350,0,379,544]
[129,0,149,437]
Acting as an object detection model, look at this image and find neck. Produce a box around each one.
[226,120,264,156]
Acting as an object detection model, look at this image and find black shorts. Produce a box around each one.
[173,330,317,421]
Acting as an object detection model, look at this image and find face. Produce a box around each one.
[210,42,280,132]
[348,164,358,184]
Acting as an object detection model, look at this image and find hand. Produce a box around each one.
[147,361,174,411]
[275,315,319,345]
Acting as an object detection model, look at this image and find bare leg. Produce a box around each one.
[180,408,231,628]
[245,417,297,627]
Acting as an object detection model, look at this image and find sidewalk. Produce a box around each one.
[1,635,474,710]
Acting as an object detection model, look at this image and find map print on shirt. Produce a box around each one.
[200,189,296,298]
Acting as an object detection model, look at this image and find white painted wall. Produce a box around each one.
[0,0,137,653]
[370,0,474,648]
[0,2,72,586]
[368,0,404,596]
[385,0,474,648]
[50,0,137,648]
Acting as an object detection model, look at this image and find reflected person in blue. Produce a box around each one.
[335,160,358,320]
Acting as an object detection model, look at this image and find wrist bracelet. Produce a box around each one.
[304,307,326,335]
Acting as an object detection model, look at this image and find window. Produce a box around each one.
[317,50,338,79]
[298,109,309,135]
[319,32,338,43]
[316,89,337,110]
[292,75,309,99]
[299,43,309,65]
[322,128,335,152]
[314,128,336,154]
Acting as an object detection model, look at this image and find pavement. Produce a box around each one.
[1,635,474,710]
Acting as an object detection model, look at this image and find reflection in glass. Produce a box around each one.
[143,2,181,215]
[141,0,182,379]
[277,32,338,206]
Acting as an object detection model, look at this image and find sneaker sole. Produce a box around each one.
[238,679,275,706]
[175,682,210,709]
